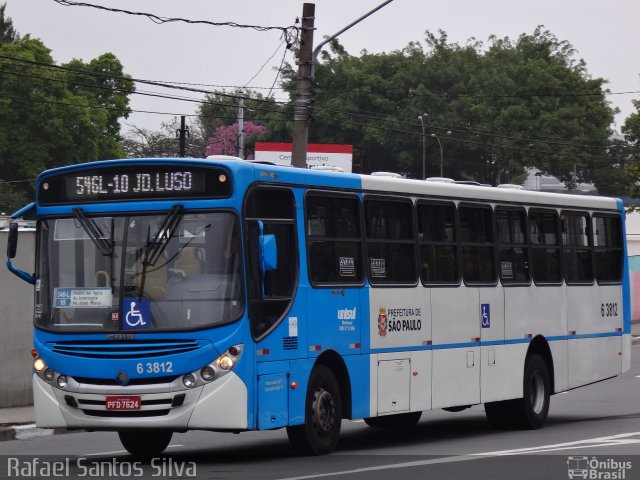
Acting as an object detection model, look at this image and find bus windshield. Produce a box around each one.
[35,211,244,332]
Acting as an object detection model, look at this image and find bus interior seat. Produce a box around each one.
[173,247,203,277]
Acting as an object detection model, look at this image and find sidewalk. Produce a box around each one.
[1,326,640,442]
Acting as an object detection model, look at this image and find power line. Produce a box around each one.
[52,0,299,38]
[313,105,614,151]
[311,112,626,164]
[0,55,293,106]
[0,68,292,116]
[0,56,628,157]
[243,40,287,89]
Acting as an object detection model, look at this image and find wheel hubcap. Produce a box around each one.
[312,388,336,434]
[530,371,545,414]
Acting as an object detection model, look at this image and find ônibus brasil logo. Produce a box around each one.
[378,307,388,337]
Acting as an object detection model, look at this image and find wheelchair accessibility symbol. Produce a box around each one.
[122,298,151,330]
[481,303,490,328]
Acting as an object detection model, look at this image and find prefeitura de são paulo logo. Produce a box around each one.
[378,307,388,337]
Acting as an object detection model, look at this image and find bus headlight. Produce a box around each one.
[182,374,196,388]
[200,366,215,382]
[43,368,55,382]
[33,357,46,372]
[216,355,234,371]
[57,375,68,388]
[183,344,244,388]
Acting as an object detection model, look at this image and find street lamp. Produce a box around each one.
[418,114,427,179]
[431,131,451,178]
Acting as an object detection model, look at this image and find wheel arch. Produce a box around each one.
[313,350,352,419]
[526,335,555,394]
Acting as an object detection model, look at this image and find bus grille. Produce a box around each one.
[49,339,203,359]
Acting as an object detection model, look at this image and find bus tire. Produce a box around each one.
[364,411,422,429]
[485,354,550,430]
[286,366,342,455]
[118,430,172,458]
[516,353,551,429]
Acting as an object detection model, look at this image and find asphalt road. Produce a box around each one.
[2,345,640,480]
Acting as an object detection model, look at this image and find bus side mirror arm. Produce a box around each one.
[6,203,36,284]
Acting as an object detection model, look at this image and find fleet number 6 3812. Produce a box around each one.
[136,362,173,374]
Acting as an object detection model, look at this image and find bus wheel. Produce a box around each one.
[364,412,422,429]
[286,366,342,455]
[518,353,551,429]
[485,354,550,430]
[118,430,172,458]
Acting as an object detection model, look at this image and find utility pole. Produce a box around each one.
[291,1,394,169]
[237,96,245,159]
[291,3,315,168]
[177,115,189,157]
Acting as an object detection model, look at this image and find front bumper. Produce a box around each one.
[33,371,248,431]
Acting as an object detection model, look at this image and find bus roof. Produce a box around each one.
[37,157,620,212]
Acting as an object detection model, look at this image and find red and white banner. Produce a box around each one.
[254,142,353,172]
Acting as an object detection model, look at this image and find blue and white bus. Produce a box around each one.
[7,157,630,456]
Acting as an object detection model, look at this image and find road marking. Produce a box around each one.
[276,432,640,480]
[84,444,184,457]
[277,454,480,480]
[635,375,640,378]
[477,432,640,456]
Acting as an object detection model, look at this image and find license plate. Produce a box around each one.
[105,396,141,411]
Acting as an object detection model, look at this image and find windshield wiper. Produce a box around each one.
[142,204,183,267]
[73,208,112,256]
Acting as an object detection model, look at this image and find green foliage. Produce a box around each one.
[197,90,291,144]
[0,32,133,200]
[0,179,28,213]
[274,27,619,192]
[0,3,18,45]
[623,99,640,199]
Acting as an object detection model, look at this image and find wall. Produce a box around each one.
[0,230,35,408]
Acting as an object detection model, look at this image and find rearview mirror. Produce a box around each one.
[7,222,18,259]
[260,233,278,272]
[257,220,277,273]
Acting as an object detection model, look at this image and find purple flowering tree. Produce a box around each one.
[204,122,267,158]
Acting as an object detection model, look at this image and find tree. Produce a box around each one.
[623,99,640,198]
[204,121,266,157]
[197,90,291,145]
[0,179,28,213]
[122,117,206,158]
[0,28,133,199]
[274,28,616,190]
[0,3,18,45]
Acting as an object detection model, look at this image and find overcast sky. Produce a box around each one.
[5,0,640,135]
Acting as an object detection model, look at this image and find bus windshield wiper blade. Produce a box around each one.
[72,208,112,256]
[142,204,183,267]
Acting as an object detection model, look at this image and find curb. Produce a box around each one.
[0,424,80,442]
[0,424,54,442]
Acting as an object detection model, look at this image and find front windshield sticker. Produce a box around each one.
[122,298,151,330]
[54,287,112,308]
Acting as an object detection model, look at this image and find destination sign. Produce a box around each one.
[39,165,232,204]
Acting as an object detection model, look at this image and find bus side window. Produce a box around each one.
[365,197,417,285]
[561,212,593,284]
[459,205,495,284]
[244,187,297,339]
[417,201,459,284]
[593,215,623,284]
[306,193,363,285]
[496,208,530,284]
[529,210,562,284]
